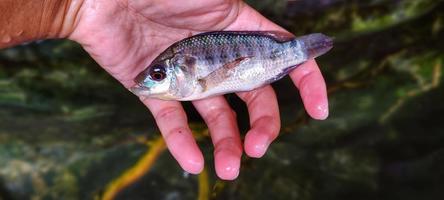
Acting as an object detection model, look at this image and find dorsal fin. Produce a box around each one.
[192,31,295,43]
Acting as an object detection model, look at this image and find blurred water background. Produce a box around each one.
[1,0,443,199]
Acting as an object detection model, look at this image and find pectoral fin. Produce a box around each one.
[198,57,251,91]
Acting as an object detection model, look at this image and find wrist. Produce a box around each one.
[50,0,85,39]
[0,0,84,48]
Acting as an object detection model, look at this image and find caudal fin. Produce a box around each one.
[297,33,333,59]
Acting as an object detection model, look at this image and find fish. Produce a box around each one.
[131,31,333,101]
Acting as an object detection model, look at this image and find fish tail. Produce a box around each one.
[296,33,333,59]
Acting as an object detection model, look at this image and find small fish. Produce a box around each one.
[131,31,333,101]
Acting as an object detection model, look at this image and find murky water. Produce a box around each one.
[1,0,443,199]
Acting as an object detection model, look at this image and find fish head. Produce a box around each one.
[131,53,198,100]
[131,59,177,99]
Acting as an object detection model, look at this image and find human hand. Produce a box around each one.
[68,0,328,180]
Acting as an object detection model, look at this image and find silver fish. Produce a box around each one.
[131,31,333,101]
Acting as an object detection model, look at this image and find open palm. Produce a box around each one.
[69,0,329,180]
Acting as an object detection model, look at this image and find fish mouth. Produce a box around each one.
[130,85,151,96]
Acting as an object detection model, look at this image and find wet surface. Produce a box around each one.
[1,0,444,199]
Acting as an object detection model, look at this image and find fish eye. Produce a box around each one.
[149,65,166,81]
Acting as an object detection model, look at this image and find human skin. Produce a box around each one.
[0,0,328,180]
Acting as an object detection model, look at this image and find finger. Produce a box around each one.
[225,3,329,120]
[192,96,242,180]
[289,59,329,119]
[237,85,280,158]
[142,98,204,174]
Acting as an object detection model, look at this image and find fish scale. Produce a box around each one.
[182,34,281,78]
[131,31,333,101]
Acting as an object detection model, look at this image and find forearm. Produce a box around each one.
[0,0,83,48]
